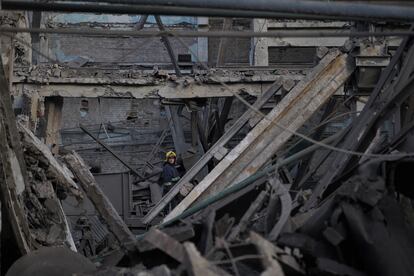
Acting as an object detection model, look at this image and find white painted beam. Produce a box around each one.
[267,36,349,47]
[164,50,354,222]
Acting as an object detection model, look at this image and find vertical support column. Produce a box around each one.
[28,92,41,131]
[252,19,268,66]
[7,35,14,92]
[44,96,63,154]
[165,106,189,156]
[16,12,32,64]
[0,53,31,260]
[38,26,48,64]
[31,11,41,65]
[216,18,233,66]
[155,16,182,76]
[197,17,209,63]
[191,111,198,149]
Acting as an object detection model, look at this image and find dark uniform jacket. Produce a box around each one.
[160,162,180,185]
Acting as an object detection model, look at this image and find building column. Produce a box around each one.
[251,19,268,66]
[197,17,209,63]
[44,97,63,154]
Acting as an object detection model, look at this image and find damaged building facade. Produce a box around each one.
[1,1,414,276]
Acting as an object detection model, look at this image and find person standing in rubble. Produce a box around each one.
[159,151,186,212]
[159,151,182,195]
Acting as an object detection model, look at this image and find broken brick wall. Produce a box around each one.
[60,97,168,173]
[58,96,249,173]
[208,18,252,66]
[0,11,31,77]
[43,13,198,65]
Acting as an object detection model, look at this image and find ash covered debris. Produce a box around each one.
[4,44,414,276]
[2,3,414,276]
[4,43,414,276]
[8,119,82,251]
[14,64,306,85]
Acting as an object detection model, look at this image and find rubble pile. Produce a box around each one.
[93,165,413,276]
[2,7,414,276]
[5,125,414,275]
[5,46,414,276]
[14,64,306,86]
[17,122,81,250]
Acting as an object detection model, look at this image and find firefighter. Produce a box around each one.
[160,151,181,195]
[158,150,186,212]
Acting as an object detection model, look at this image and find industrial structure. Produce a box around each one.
[1,1,414,275]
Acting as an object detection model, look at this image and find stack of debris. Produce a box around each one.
[0,53,80,269]
[3,30,414,276]
[18,121,80,250]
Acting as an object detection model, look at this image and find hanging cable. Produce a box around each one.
[170,33,414,160]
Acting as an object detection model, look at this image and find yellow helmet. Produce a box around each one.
[165,151,177,161]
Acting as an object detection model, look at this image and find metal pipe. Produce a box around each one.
[161,131,341,227]
[55,0,414,21]
[128,0,414,21]
[3,0,413,21]
[1,27,413,38]
[281,131,341,165]
[155,15,182,77]
[79,124,145,180]
[0,1,346,20]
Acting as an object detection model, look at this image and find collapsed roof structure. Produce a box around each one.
[1,1,414,275]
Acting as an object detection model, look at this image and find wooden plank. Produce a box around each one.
[183,242,231,276]
[143,228,185,262]
[64,152,137,252]
[143,81,283,224]
[18,122,82,199]
[0,54,31,254]
[18,123,78,251]
[250,231,305,275]
[205,176,267,213]
[227,190,268,242]
[0,71,76,254]
[165,50,353,222]
[250,232,285,276]
[137,224,195,252]
[304,40,414,210]
[0,118,31,254]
